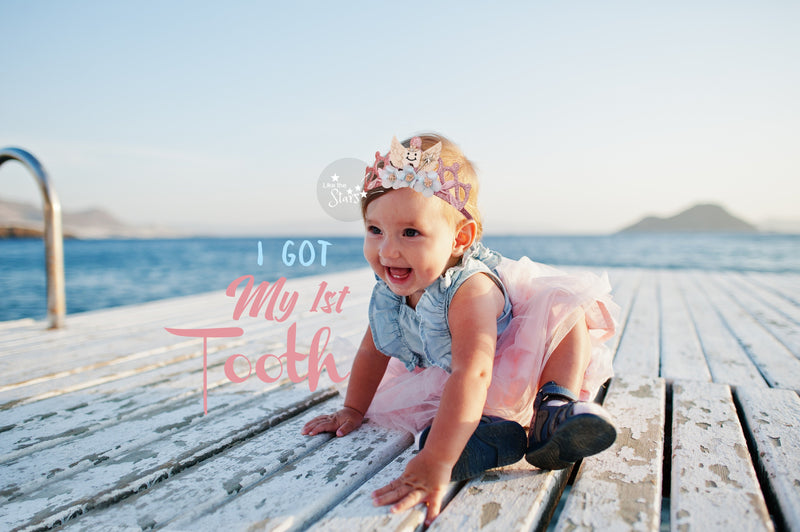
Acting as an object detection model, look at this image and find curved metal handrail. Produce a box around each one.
[0,147,66,328]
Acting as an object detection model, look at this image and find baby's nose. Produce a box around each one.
[379,238,400,259]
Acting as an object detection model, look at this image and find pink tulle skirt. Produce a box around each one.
[366,257,618,434]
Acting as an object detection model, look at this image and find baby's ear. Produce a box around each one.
[453,220,477,255]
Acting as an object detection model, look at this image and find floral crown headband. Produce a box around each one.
[364,136,473,220]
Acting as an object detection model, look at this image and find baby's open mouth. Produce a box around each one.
[387,267,411,280]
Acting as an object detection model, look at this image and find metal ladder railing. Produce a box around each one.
[0,147,66,328]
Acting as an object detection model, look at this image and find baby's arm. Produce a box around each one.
[372,274,505,524]
[301,327,389,437]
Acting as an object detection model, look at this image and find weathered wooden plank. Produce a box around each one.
[0,383,338,531]
[744,272,800,306]
[555,374,665,532]
[0,325,364,462]
[0,294,369,408]
[308,446,461,532]
[0,272,374,390]
[613,270,660,377]
[659,271,712,382]
[2,279,370,530]
[0,291,207,342]
[606,268,642,356]
[0,290,228,356]
[167,421,414,531]
[696,271,800,391]
[428,461,570,531]
[0,321,350,406]
[670,380,773,531]
[0,317,364,459]
[0,327,243,408]
[2,381,278,496]
[0,268,374,377]
[739,272,800,328]
[714,272,800,358]
[682,273,767,388]
[1,387,195,464]
[2,268,374,349]
[0,335,284,456]
[1,319,365,492]
[735,385,800,531]
[58,399,342,530]
[0,317,37,332]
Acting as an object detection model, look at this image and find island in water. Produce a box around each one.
[0,197,178,239]
[619,203,758,233]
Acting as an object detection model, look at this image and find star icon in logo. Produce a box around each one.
[330,174,340,182]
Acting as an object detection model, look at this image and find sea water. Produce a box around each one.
[1,233,798,322]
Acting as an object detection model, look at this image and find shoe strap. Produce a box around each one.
[535,381,578,409]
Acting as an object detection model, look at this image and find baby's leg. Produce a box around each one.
[419,416,527,481]
[526,315,616,470]
[537,313,593,394]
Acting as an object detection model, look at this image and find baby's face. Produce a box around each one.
[363,189,460,308]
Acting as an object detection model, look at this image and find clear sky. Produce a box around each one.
[1,1,798,235]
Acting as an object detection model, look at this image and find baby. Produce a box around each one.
[303,134,618,524]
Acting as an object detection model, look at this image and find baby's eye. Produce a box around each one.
[367,225,382,235]
[403,228,420,237]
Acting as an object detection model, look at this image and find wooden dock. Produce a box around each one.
[2,267,799,531]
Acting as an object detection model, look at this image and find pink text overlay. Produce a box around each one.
[166,274,351,414]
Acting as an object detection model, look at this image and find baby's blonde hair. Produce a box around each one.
[362,133,483,240]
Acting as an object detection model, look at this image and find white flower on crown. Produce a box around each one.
[413,171,441,197]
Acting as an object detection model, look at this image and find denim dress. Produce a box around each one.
[369,242,513,373]
[365,242,618,434]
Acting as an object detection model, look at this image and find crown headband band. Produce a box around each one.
[364,136,473,220]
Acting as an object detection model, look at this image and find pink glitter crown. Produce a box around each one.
[363,136,473,220]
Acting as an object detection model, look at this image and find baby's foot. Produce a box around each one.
[420,416,527,481]
[525,381,616,470]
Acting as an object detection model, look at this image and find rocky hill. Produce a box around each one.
[619,203,758,233]
[0,197,178,239]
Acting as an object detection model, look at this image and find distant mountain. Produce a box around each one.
[619,203,759,233]
[0,197,179,239]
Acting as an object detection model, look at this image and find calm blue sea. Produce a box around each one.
[1,234,798,322]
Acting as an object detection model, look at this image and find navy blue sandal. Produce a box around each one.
[525,381,616,470]
[419,416,527,481]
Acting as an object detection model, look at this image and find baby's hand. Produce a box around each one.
[372,450,452,526]
[301,406,364,437]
